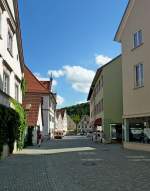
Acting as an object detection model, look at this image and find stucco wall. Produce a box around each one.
[42,95,49,136]
[103,56,122,139]
[37,103,43,131]
[0,3,23,104]
[103,56,123,124]
[121,0,150,118]
[42,95,56,136]
[90,71,104,124]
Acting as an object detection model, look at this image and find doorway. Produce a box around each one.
[110,124,122,143]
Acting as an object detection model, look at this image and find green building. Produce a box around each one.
[87,55,123,142]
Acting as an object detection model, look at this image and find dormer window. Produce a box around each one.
[7,26,13,55]
[133,30,143,48]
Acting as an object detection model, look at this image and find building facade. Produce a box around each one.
[23,65,57,142]
[115,0,150,150]
[88,56,123,142]
[55,109,76,135]
[67,114,76,134]
[77,115,90,134]
[40,83,56,138]
[22,93,43,145]
[0,0,24,107]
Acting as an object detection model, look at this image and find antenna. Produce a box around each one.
[50,72,53,82]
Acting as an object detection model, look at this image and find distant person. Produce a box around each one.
[37,131,42,147]
[100,131,103,143]
[47,132,51,141]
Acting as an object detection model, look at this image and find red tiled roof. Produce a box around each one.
[40,81,52,92]
[22,93,42,126]
[24,65,49,93]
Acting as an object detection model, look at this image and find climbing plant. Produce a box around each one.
[21,77,27,97]
[11,99,27,150]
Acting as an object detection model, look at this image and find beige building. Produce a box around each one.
[115,0,150,150]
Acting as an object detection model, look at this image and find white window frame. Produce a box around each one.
[7,26,13,55]
[3,72,10,94]
[134,63,144,88]
[15,83,19,101]
[133,30,143,48]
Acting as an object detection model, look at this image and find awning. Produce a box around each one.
[94,118,102,126]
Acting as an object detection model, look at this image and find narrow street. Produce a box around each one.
[0,136,150,191]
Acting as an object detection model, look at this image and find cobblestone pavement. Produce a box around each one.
[0,136,150,191]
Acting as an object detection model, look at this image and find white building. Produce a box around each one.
[23,65,57,141]
[55,109,76,135]
[0,0,24,106]
[40,83,56,138]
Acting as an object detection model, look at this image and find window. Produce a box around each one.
[3,72,9,94]
[7,27,13,55]
[133,30,143,48]
[15,83,19,101]
[135,63,144,88]
[0,8,2,37]
[49,114,51,122]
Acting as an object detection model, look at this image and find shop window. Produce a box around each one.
[129,123,150,144]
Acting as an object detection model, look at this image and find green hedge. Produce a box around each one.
[0,104,20,156]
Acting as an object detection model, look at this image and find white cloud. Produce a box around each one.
[57,95,64,105]
[52,79,57,87]
[48,70,65,78]
[34,73,49,81]
[95,54,112,66]
[72,82,91,93]
[48,65,95,94]
[63,65,95,93]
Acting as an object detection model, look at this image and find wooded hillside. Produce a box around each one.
[62,102,90,124]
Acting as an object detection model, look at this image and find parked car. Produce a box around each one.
[54,130,63,139]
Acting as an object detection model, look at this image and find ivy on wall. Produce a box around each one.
[21,78,27,97]
[11,99,27,150]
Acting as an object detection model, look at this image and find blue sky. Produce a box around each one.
[19,0,128,108]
